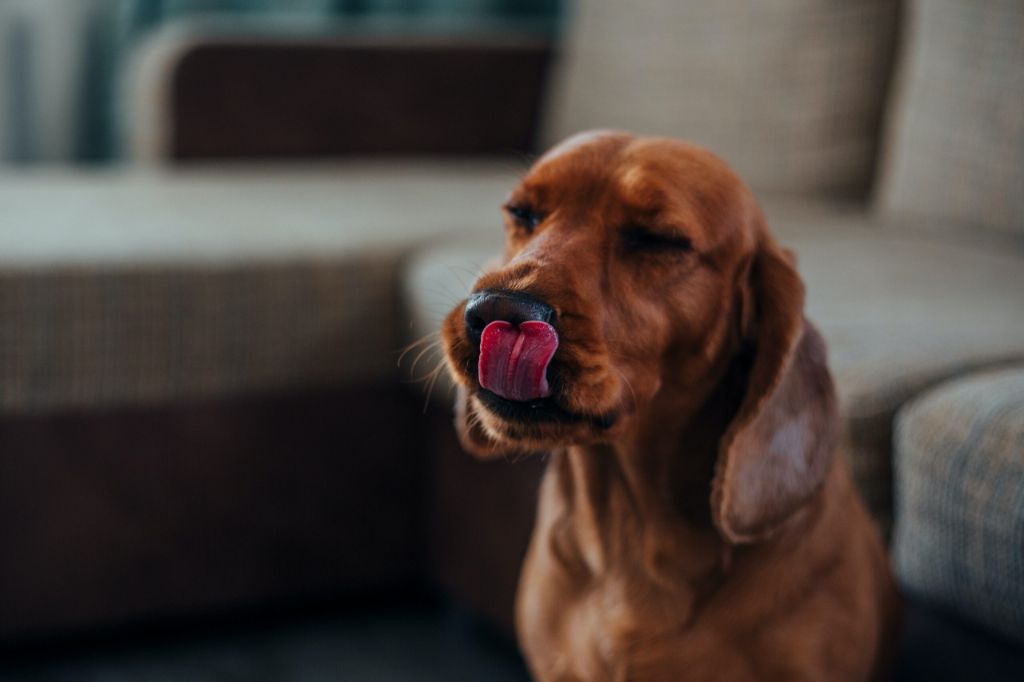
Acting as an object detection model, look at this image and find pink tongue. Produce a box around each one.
[478,320,559,402]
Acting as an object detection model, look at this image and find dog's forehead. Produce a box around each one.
[613,160,672,208]
[528,135,734,200]
[521,135,754,244]
[535,130,631,166]
[618,139,737,190]
[524,132,630,188]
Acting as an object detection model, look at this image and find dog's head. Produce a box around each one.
[442,131,838,543]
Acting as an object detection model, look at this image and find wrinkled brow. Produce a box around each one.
[616,166,669,213]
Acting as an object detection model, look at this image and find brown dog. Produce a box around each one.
[441,132,900,681]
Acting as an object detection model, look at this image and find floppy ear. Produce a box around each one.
[711,237,839,544]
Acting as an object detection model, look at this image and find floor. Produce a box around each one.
[0,606,531,682]
[7,598,1024,681]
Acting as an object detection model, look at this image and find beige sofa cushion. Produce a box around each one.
[403,205,1024,528]
[877,0,1024,234]
[0,163,521,412]
[545,0,899,198]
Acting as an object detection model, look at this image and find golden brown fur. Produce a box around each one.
[442,132,900,681]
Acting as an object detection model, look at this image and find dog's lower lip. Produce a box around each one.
[476,389,616,429]
[477,389,572,423]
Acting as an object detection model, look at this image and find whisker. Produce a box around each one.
[422,284,466,306]
[444,267,475,297]
[422,361,448,413]
[609,364,639,411]
[396,332,440,368]
[409,341,443,376]
[511,449,532,465]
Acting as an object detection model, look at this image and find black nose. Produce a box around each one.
[464,290,556,346]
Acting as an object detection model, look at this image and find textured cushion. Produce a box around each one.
[877,0,1024,234]
[893,366,1024,644]
[0,163,520,412]
[402,204,1024,528]
[545,0,899,197]
[0,261,397,412]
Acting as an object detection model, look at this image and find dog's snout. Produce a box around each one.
[464,290,556,346]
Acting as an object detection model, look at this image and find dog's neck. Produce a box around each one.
[554,345,751,583]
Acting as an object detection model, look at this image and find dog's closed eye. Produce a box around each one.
[621,225,693,254]
[504,203,544,234]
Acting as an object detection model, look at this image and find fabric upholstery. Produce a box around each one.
[0,163,516,409]
[877,0,1024,234]
[545,0,900,197]
[127,31,553,161]
[402,205,1024,529]
[893,366,1024,644]
[0,384,425,639]
[424,407,544,635]
[0,165,520,265]
[0,164,529,638]
[0,164,520,412]
[0,260,396,412]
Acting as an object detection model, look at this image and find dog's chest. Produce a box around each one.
[581,575,694,660]
[518,454,732,679]
[520,509,718,679]
[522,568,718,681]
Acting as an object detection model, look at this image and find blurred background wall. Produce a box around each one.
[0,0,561,164]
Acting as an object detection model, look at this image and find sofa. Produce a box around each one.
[0,0,1021,677]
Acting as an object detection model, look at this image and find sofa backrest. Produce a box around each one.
[126,25,554,161]
[545,0,900,199]
[876,0,1024,235]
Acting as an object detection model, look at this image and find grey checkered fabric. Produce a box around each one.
[0,257,398,412]
[546,0,900,197]
[893,366,1024,643]
[878,0,1024,234]
[0,164,523,413]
